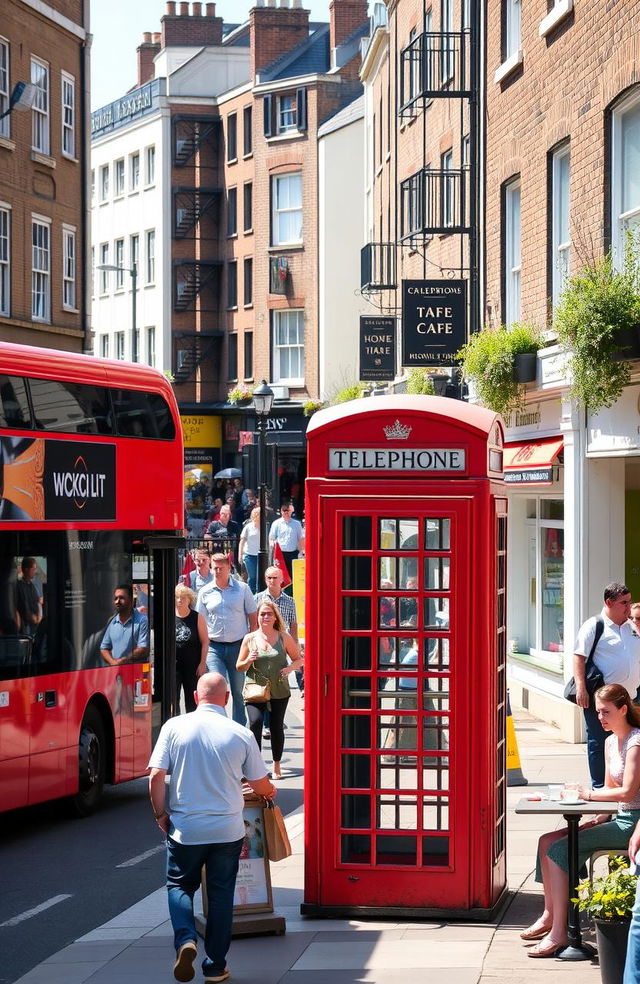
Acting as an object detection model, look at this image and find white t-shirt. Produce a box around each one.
[148,703,268,844]
[240,522,260,557]
[574,611,640,695]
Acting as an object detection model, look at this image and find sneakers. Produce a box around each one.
[174,940,197,982]
[205,969,230,983]
[263,729,271,739]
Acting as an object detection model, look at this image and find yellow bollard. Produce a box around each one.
[506,691,528,786]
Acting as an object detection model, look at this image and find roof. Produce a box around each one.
[259,24,330,82]
[306,395,500,439]
[318,93,364,137]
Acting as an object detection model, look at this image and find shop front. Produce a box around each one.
[181,414,222,532]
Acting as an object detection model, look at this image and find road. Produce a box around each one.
[0,696,305,984]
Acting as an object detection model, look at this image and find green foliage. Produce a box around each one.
[227,386,253,404]
[332,382,367,405]
[163,369,175,383]
[458,322,542,418]
[554,239,640,412]
[573,856,637,922]
[302,399,325,417]
[406,369,436,395]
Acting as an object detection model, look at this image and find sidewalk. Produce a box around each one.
[14,709,604,984]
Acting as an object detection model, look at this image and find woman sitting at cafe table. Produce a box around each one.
[522,683,640,958]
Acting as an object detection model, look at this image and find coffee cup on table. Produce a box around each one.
[562,783,580,803]
[548,784,563,801]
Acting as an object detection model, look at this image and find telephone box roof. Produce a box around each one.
[307,395,501,439]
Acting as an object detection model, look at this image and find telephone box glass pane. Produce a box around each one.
[343,596,371,629]
[376,835,417,865]
[343,556,372,591]
[379,714,417,750]
[379,757,418,788]
[425,556,450,590]
[425,518,450,550]
[425,636,449,670]
[343,636,371,670]
[422,835,449,866]
[379,556,397,586]
[379,518,397,549]
[378,679,418,711]
[379,597,397,627]
[341,834,371,864]
[423,716,449,752]
[378,636,397,668]
[342,754,371,788]
[342,715,371,748]
[342,794,371,829]
[343,516,372,549]
[425,597,449,628]
[423,761,449,790]
[343,675,371,709]
[423,796,449,830]
[399,520,419,548]
[377,796,417,829]
[423,677,450,710]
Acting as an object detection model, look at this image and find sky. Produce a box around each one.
[90,0,330,110]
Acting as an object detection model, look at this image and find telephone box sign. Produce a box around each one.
[401,279,467,367]
[359,316,396,381]
[329,447,466,471]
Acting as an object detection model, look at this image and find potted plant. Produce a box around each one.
[554,238,640,413]
[227,386,253,406]
[574,855,637,984]
[457,322,542,418]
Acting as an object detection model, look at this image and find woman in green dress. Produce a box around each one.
[237,599,303,778]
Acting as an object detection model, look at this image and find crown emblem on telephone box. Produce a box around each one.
[383,419,412,441]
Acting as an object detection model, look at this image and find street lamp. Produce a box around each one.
[253,378,274,591]
[96,262,138,363]
[0,82,36,121]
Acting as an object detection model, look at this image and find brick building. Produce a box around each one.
[0,0,90,353]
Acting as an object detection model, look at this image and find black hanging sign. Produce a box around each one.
[401,279,467,367]
[359,316,396,381]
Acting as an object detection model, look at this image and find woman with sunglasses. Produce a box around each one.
[236,599,303,778]
[630,603,640,628]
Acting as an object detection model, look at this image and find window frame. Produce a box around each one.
[100,335,109,358]
[114,238,125,289]
[505,0,521,60]
[244,181,253,233]
[243,104,253,157]
[227,186,238,237]
[504,179,521,326]
[611,88,640,264]
[31,56,50,155]
[62,225,76,311]
[244,330,254,380]
[61,71,75,158]
[129,151,140,191]
[0,38,10,139]
[145,145,155,186]
[243,256,253,307]
[227,260,238,310]
[227,112,237,162]
[228,333,238,381]
[272,308,305,386]
[277,93,297,133]
[114,157,125,197]
[551,143,570,311]
[99,242,109,294]
[271,172,303,247]
[115,331,125,360]
[147,326,155,366]
[0,203,10,316]
[145,229,155,285]
[100,164,109,202]
[31,215,51,322]
[441,149,454,228]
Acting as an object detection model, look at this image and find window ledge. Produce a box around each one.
[243,152,253,161]
[268,244,304,253]
[113,194,124,202]
[227,157,238,166]
[31,151,56,169]
[494,49,523,84]
[275,379,304,388]
[539,0,573,37]
[266,132,303,144]
[244,227,254,236]
[61,154,79,164]
[129,188,140,196]
[0,135,15,152]
[63,305,79,313]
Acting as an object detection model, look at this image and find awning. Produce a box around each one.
[503,437,563,485]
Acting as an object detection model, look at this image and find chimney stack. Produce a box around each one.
[329,0,368,52]
[162,0,224,46]
[137,32,161,87]
[250,0,310,77]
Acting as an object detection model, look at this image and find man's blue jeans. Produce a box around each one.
[167,835,243,977]
[583,705,607,788]
[206,640,246,726]
[243,554,258,594]
[625,874,640,984]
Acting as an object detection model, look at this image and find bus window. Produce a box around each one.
[111,389,176,440]
[29,378,113,435]
[0,376,32,430]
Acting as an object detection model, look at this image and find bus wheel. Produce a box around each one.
[71,707,106,817]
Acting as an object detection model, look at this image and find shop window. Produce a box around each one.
[512,496,564,666]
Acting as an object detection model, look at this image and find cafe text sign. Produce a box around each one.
[329,447,466,472]
[401,279,467,367]
[359,316,396,381]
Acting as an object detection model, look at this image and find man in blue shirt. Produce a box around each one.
[100,584,149,665]
[269,503,304,592]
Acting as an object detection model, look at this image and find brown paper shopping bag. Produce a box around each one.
[263,801,292,861]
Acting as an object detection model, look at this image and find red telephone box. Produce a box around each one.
[302,396,508,919]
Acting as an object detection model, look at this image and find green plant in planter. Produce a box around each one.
[554,240,640,413]
[332,382,367,405]
[303,399,325,417]
[573,856,637,922]
[406,369,436,395]
[458,322,542,418]
[227,386,253,405]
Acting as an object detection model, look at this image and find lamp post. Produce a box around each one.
[253,379,274,591]
[96,262,138,363]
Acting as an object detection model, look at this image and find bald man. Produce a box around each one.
[149,673,276,983]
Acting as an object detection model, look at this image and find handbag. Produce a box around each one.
[564,617,605,706]
[242,666,271,704]
[262,800,292,861]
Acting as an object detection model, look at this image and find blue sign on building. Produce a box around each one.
[91,79,164,138]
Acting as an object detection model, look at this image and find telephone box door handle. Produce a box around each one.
[323,674,329,697]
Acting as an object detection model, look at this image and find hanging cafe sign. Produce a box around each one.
[401,279,467,368]
[359,316,396,381]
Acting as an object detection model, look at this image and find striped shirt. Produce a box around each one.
[254,589,298,632]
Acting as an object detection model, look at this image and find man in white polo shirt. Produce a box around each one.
[149,672,276,984]
[574,581,640,788]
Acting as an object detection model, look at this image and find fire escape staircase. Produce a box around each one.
[173,260,222,313]
[173,331,222,385]
[172,116,220,167]
[173,187,221,239]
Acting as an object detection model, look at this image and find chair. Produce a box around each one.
[588,849,629,884]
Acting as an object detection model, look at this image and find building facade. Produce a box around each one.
[0,0,90,353]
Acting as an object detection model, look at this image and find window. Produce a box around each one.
[244,182,253,232]
[145,230,155,284]
[441,149,454,228]
[244,331,253,379]
[228,333,238,381]
[271,173,302,246]
[100,164,109,201]
[441,0,454,83]
[31,57,49,155]
[612,90,640,261]
[115,332,125,360]
[61,72,75,157]
[0,375,30,428]
[227,113,237,161]
[115,239,125,288]
[100,335,109,358]
[244,257,253,306]
[505,0,521,60]
[407,27,418,106]
[227,187,237,237]
[31,218,50,321]
[91,246,94,297]
[243,105,252,156]
[0,205,9,316]
[110,388,175,438]
[227,260,237,309]
[114,158,125,197]
[462,0,470,29]
[29,378,112,434]
[147,326,155,366]
[278,94,297,132]
[551,144,570,310]
[62,227,76,310]
[273,309,304,384]
[516,497,565,666]
[91,169,95,203]
[99,243,109,293]
[504,179,521,325]
[0,39,10,139]
[130,233,139,275]
[130,152,140,191]
[145,145,155,184]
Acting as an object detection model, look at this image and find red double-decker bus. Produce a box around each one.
[0,342,183,815]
